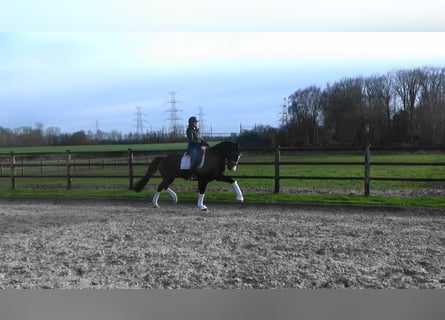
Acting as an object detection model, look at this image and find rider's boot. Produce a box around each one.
[189,163,198,180]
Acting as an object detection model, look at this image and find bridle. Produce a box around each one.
[226,151,241,171]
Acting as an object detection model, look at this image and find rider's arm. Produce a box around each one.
[201,140,210,147]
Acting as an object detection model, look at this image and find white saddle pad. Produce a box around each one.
[180,153,205,170]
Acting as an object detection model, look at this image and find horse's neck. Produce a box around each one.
[210,143,227,157]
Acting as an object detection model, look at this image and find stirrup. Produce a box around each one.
[189,172,198,180]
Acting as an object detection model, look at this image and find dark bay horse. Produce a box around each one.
[133,141,243,210]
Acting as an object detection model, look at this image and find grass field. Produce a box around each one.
[1,144,445,207]
[0,142,188,154]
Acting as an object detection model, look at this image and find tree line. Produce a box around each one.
[275,66,445,147]
[0,124,170,148]
[1,66,445,149]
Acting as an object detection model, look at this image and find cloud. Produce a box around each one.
[1,1,445,31]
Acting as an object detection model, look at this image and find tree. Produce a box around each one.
[417,67,445,145]
[363,74,393,146]
[288,86,323,145]
[45,127,62,146]
[321,77,366,145]
[0,127,15,147]
[69,131,88,145]
[12,125,46,147]
[392,110,410,144]
[238,126,276,148]
[392,68,423,143]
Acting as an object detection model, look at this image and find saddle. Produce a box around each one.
[180,150,206,170]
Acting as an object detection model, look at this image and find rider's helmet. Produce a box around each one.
[188,116,198,125]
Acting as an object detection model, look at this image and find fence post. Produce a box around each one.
[274,145,281,193]
[128,149,134,190]
[10,152,16,190]
[66,150,72,190]
[364,144,371,196]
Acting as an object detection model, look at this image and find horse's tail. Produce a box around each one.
[133,157,162,192]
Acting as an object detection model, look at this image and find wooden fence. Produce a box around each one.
[1,147,445,196]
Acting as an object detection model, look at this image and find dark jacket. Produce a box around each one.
[186,126,207,148]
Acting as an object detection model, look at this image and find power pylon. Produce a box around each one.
[164,92,182,136]
[198,107,206,135]
[134,106,147,136]
[278,97,288,128]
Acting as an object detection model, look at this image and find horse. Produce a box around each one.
[133,141,243,211]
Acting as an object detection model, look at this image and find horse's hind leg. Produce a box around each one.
[152,190,161,208]
[166,187,178,203]
[152,177,176,208]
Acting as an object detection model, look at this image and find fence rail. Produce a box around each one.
[1,146,445,196]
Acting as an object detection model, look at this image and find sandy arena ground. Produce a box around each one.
[0,198,444,289]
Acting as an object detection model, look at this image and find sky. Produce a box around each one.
[1,2,445,135]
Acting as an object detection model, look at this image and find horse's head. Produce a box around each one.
[224,142,242,171]
[209,141,242,171]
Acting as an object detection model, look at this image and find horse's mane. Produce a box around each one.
[209,141,237,153]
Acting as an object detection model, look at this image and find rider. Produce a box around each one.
[186,116,209,180]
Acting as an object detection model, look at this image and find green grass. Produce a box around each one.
[238,151,445,190]
[1,188,444,208]
[1,144,445,207]
[0,142,189,154]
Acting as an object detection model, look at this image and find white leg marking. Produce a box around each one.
[232,181,244,202]
[197,193,208,211]
[166,188,178,203]
[152,191,161,208]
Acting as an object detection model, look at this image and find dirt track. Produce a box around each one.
[0,198,444,288]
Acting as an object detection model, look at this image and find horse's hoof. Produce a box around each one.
[198,206,208,211]
[236,196,244,202]
[153,204,160,208]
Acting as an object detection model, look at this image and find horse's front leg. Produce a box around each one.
[232,180,244,202]
[197,180,209,211]
[216,175,244,202]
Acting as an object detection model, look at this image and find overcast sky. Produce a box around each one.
[1,2,445,135]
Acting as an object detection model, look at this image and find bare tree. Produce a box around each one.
[321,77,366,145]
[417,67,445,145]
[45,127,62,146]
[392,68,423,143]
[364,74,394,145]
[288,85,323,145]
